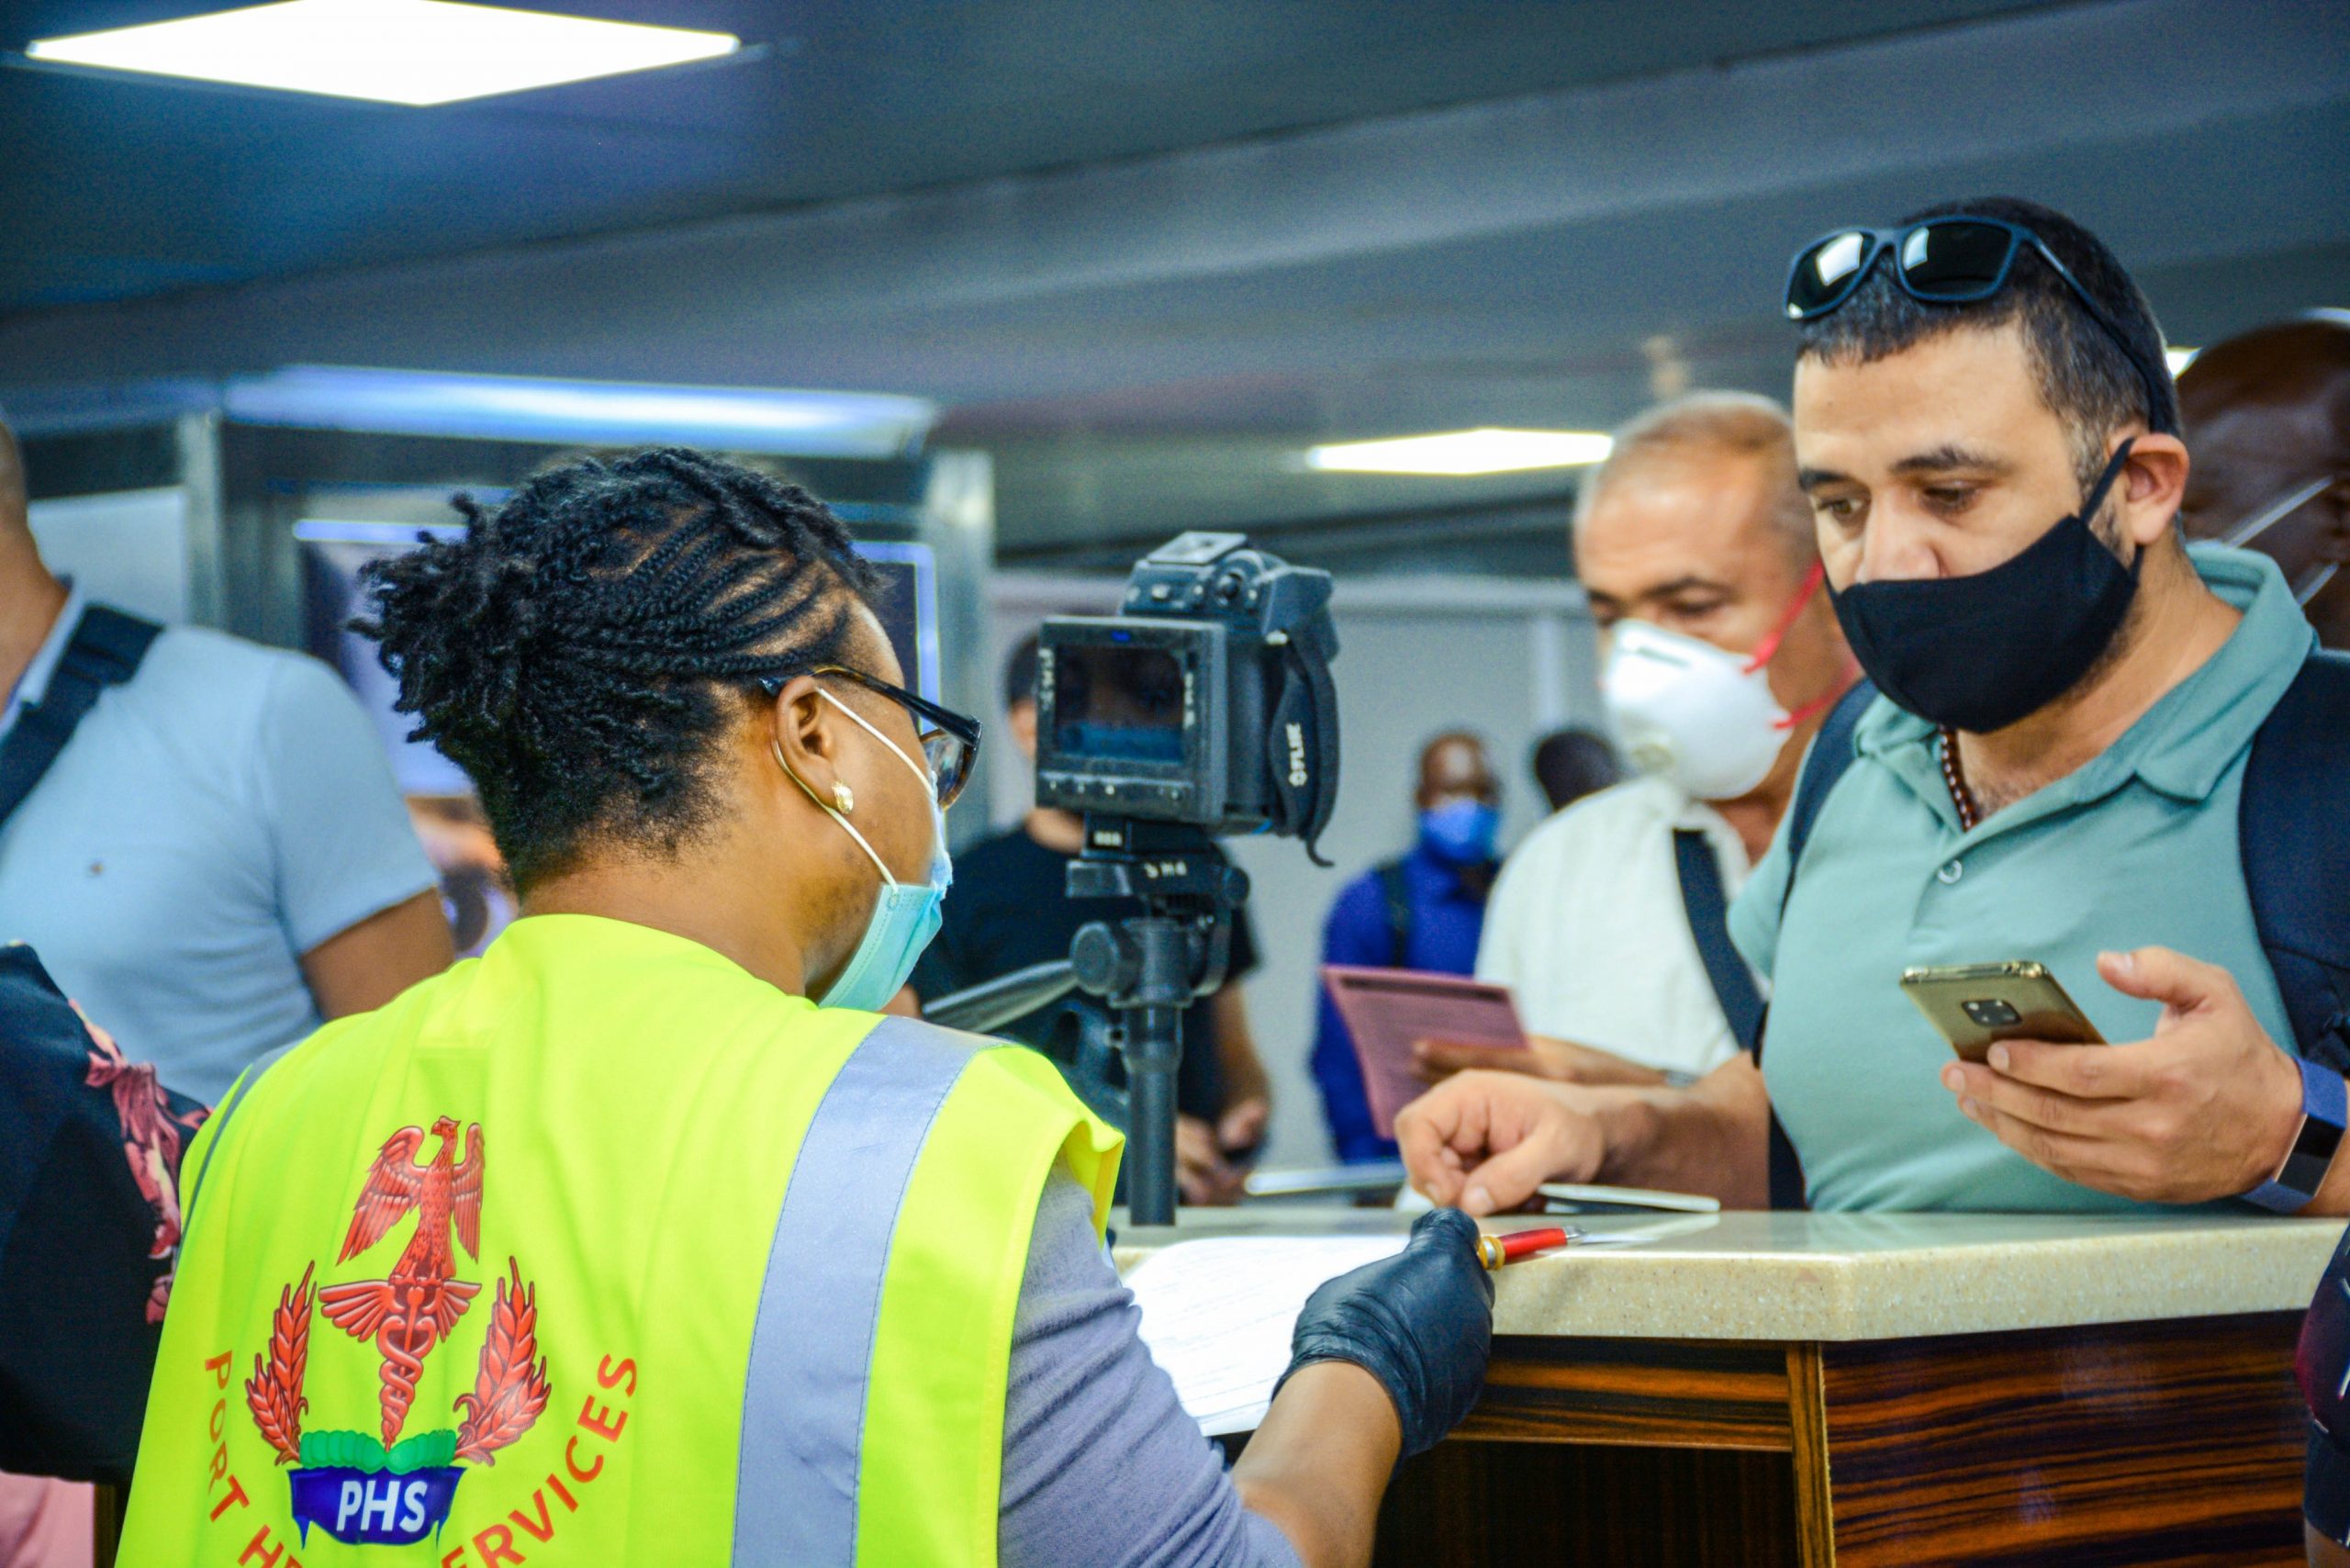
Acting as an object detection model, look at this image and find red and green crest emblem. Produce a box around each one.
[245,1119,551,1547]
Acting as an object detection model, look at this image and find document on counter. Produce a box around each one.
[1127,1236,1407,1437]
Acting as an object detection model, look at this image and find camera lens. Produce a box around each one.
[1963,999,2021,1026]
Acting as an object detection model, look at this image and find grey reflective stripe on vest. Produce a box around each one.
[733,1014,979,1565]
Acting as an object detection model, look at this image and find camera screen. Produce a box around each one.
[1052,643,1187,764]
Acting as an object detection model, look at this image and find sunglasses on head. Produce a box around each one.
[755,665,981,809]
[1785,217,2171,429]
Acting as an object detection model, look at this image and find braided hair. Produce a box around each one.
[360,447,880,890]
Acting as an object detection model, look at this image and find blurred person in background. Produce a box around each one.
[0,420,453,1107]
[0,414,452,1567]
[407,793,519,958]
[1310,733,1504,1163]
[1528,725,1619,813]
[910,633,1272,1204]
[1427,393,1852,1091]
[2176,313,2350,649]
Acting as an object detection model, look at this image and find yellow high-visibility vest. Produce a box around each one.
[119,913,1120,1566]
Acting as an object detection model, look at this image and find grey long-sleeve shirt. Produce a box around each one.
[997,1174,1305,1568]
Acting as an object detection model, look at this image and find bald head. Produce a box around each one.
[1572,391,1815,574]
[2177,316,2350,647]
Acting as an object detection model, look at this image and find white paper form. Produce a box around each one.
[1126,1236,1407,1437]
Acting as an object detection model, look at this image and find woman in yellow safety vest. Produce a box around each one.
[120,447,1494,1567]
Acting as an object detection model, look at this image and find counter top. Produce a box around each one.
[1111,1206,2344,1342]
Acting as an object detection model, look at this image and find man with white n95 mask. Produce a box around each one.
[1415,393,1853,1100]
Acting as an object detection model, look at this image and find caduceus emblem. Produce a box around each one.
[244,1114,547,1547]
[318,1117,486,1448]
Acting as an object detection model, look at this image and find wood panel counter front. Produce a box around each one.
[1115,1208,2344,1567]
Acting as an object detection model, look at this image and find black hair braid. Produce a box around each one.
[359,447,881,890]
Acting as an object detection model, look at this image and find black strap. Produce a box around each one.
[1673,829,1764,1053]
[1776,678,1876,921]
[0,605,161,826]
[2243,647,2350,1074]
[1674,825,1807,1211]
[1373,858,1413,967]
[1756,679,1875,1211]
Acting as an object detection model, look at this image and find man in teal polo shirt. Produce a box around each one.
[1393,196,2345,1221]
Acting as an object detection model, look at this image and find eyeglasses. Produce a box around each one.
[1785,218,2171,431]
[755,665,981,809]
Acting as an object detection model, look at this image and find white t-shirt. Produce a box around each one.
[1474,775,1758,1081]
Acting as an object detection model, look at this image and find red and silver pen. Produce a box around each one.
[1474,1226,1581,1270]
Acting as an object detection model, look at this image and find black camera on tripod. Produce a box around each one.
[1034,532,1341,849]
[1038,533,1339,1223]
[923,534,1340,1222]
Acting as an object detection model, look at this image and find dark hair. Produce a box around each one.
[359,447,879,890]
[1793,196,2179,485]
[1003,631,1042,710]
[1530,726,1619,812]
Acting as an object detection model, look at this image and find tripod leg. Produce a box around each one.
[1123,1003,1182,1226]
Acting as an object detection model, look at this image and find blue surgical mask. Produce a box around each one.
[1418,798,1499,864]
[779,690,954,1012]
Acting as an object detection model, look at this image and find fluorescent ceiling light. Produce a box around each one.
[225,367,934,456]
[2165,346,2199,376]
[1306,428,1614,476]
[28,1,739,106]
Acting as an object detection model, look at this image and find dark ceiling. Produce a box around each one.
[0,1,2343,566]
[0,0,2051,313]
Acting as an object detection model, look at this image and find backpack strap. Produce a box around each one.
[1672,828,1764,1054]
[1775,678,1877,921]
[2242,648,2350,1072]
[1756,679,1875,1210]
[0,604,162,828]
[1373,858,1414,968]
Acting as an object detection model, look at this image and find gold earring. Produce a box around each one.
[834,782,855,813]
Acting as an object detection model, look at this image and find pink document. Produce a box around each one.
[1323,965,1528,1137]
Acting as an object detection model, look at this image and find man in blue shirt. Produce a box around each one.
[1311,733,1502,1162]
[0,420,454,1546]
[0,420,453,1104]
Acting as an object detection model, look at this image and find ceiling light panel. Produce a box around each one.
[1306,428,1614,476]
[28,1,740,106]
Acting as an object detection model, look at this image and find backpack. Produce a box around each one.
[1753,651,2350,1208]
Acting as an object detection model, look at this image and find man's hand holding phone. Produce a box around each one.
[1937,946,2308,1204]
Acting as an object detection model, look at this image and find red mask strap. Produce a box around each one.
[1774,670,1852,733]
[1741,558,1827,675]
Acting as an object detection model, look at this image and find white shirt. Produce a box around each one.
[1474,775,1758,1080]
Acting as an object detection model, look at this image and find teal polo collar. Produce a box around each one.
[1852,543,2314,813]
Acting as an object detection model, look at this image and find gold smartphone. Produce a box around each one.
[1898,961,2104,1063]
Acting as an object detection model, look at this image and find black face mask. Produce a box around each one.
[1829,441,2140,734]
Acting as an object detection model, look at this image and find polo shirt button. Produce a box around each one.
[1938,859,1964,884]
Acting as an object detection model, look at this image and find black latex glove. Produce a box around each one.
[1278,1207,1494,1460]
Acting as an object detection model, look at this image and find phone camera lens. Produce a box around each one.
[1963,999,2021,1027]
